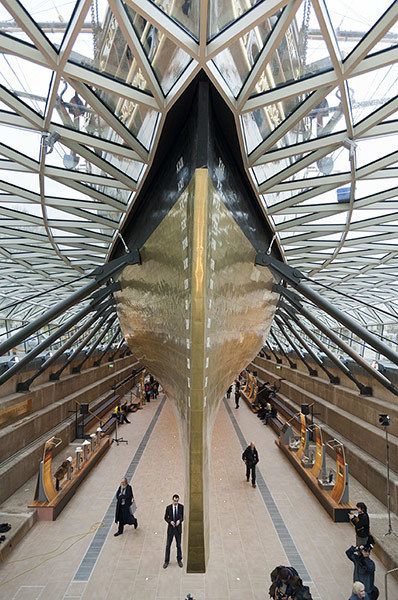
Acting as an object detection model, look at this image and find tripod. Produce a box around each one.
[111,415,128,446]
[383,425,396,537]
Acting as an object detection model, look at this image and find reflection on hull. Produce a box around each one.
[115,169,277,571]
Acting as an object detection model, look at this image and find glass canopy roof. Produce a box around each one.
[0,0,397,332]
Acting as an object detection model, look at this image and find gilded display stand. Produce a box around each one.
[30,434,110,520]
[241,371,258,407]
[277,415,354,522]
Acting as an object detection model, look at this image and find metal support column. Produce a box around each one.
[109,337,126,361]
[279,302,361,388]
[18,298,114,390]
[72,315,117,373]
[265,340,282,364]
[256,253,398,367]
[93,327,121,366]
[274,316,318,376]
[280,288,398,396]
[270,330,297,369]
[50,307,115,380]
[1,293,112,389]
[277,307,338,383]
[0,249,140,358]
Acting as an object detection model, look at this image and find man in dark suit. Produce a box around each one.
[163,494,184,568]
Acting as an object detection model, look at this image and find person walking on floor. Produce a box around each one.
[114,477,137,536]
[163,494,184,568]
[235,387,240,408]
[226,385,232,399]
[242,441,259,488]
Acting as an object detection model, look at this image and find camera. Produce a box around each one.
[379,414,390,427]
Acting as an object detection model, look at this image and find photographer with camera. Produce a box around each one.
[345,543,378,600]
[349,502,371,546]
[268,565,312,600]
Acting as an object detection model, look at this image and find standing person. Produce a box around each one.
[350,502,370,546]
[114,477,137,536]
[345,543,378,599]
[226,385,232,399]
[242,441,259,488]
[144,380,151,402]
[163,494,184,568]
[234,387,240,408]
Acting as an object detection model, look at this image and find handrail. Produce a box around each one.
[385,567,398,600]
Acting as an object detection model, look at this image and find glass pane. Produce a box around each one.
[124,3,192,95]
[325,0,394,57]
[250,2,333,97]
[149,0,200,39]
[0,54,52,115]
[208,0,266,40]
[241,93,310,154]
[69,2,151,93]
[348,64,398,124]
[212,11,280,97]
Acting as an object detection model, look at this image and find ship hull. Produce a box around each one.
[113,77,279,571]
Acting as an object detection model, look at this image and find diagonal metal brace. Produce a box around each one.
[256,252,398,368]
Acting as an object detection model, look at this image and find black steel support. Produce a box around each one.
[261,346,272,360]
[270,330,297,368]
[280,288,398,396]
[277,307,338,383]
[265,340,282,364]
[279,302,348,385]
[17,298,114,391]
[50,307,115,380]
[72,315,117,373]
[256,252,398,367]
[274,316,318,376]
[94,327,121,367]
[1,293,111,390]
[0,250,139,358]
[109,337,126,361]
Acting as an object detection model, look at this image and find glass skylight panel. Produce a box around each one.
[250,2,333,98]
[0,55,52,116]
[212,13,278,97]
[123,3,192,96]
[325,0,394,57]
[69,2,152,93]
[208,0,265,40]
[348,63,398,124]
[149,0,200,39]
[242,92,310,155]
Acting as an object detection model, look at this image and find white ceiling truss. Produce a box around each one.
[0,0,397,331]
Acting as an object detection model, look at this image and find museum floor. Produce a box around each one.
[0,395,397,600]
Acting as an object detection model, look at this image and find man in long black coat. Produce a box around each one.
[163,494,184,568]
[114,477,137,536]
[242,442,259,488]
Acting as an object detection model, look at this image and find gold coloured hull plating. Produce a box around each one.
[115,169,278,572]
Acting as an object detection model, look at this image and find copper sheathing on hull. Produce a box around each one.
[115,169,278,571]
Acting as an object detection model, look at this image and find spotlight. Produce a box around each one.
[379,414,390,427]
